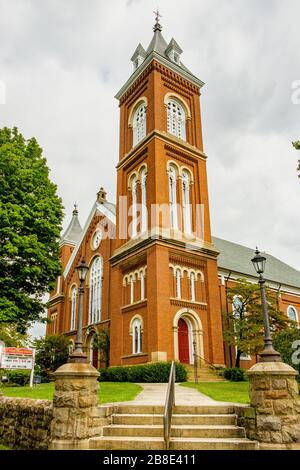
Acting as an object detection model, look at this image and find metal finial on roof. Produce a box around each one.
[73,203,78,216]
[153,8,162,32]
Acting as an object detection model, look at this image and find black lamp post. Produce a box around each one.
[69,259,89,363]
[251,248,281,363]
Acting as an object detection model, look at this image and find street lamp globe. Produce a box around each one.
[251,248,266,275]
[76,259,89,282]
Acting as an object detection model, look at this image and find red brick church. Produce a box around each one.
[47,19,300,370]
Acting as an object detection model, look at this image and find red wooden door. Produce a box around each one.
[178,318,190,364]
[92,348,98,369]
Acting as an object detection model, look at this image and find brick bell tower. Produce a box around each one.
[109,15,225,368]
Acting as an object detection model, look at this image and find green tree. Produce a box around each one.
[33,334,70,380]
[0,127,64,332]
[93,329,110,368]
[273,328,300,382]
[0,323,28,347]
[224,278,292,368]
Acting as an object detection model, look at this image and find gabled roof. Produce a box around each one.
[63,199,116,279]
[60,205,82,246]
[165,38,183,55]
[213,236,300,289]
[131,43,147,62]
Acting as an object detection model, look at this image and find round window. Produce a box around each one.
[92,230,102,250]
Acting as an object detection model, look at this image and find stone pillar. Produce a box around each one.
[247,362,300,448]
[50,362,103,450]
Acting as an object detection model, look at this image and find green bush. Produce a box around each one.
[0,369,31,386]
[99,361,187,383]
[273,328,300,383]
[222,367,246,382]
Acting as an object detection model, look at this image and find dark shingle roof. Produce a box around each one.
[213,236,300,289]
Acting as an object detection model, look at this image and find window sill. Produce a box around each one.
[170,298,207,309]
[122,300,147,312]
[121,353,148,360]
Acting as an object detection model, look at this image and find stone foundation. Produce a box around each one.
[244,362,300,446]
[0,396,53,449]
[50,362,110,449]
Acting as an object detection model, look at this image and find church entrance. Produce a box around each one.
[178,318,190,364]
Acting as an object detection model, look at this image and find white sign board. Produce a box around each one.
[0,347,33,370]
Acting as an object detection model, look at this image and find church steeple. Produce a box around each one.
[60,204,82,246]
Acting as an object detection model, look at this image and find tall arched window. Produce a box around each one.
[70,286,77,331]
[190,272,196,302]
[133,104,146,146]
[168,166,178,229]
[167,99,186,140]
[288,306,298,323]
[176,269,181,299]
[88,257,102,324]
[141,168,147,232]
[130,277,135,304]
[182,170,192,234]
[131,176,138,238]
[140,273,145,301]
[132,318,142,354]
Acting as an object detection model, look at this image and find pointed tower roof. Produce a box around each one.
[115,14,204,100]
[146,19,168,56]
[60,204,83,246]
[131,43,147,62]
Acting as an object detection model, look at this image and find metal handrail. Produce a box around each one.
[163,361,175,451]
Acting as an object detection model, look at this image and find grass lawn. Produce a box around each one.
[0,382,142,404]
[180,381,250,404]
[0,445,10,450]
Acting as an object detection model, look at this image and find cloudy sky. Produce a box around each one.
[1,0,300,275]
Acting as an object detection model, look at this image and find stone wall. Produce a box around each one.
[0,396,53,450]
[240,362,300,448]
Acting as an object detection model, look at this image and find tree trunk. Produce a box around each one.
[235,349,242,368]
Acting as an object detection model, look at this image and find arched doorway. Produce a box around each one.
[178,318,190,364]
[173,309,204,365]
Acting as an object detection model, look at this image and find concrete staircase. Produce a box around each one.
[186,364,225,382]
[89,404,258,450]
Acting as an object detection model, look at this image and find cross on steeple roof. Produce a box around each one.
[153,8,162,32]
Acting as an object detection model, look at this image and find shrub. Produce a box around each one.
[99,361,187,383]
[273,328,300,383]
[0,369,31,386]
[222,367,246,382]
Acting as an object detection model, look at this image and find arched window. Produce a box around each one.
[130,278,135,304]
[288,306,298,322]
[132,318,142,354]
[141,168,147,232]
[131,176,138,238]
[88,257,102,325]
[140,273,145,301]
[70,286,77,331]
[133,104,146,146]
[190,272,196,301]
[182,170,192,234]
[176,269,181,299]
[168,166,178,229]
[167,99,186,140]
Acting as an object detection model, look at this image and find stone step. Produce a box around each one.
[89,436,258,451]
[170,438,259,451]
[115,405,235,415]
[112,413,237,426]
[103,424,246,439]
[90,436,165,450]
